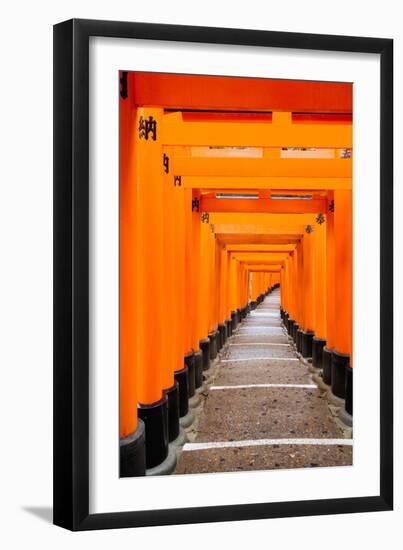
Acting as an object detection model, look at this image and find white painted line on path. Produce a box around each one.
[210,383,316,390]
[221,357,299,363]
[183,438,353,451]
[229,342,288,347]
[237,327,284,332]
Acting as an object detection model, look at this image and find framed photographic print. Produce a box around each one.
[53,19,393,530]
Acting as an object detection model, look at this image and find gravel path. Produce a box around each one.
[175,289,352,474]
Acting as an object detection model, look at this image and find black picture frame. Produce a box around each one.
[53,19,393,531]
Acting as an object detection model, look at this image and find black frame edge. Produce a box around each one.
[53,18,393,531]
[53,18,75,530]
[53,18,90,530]
[379,39,393,510]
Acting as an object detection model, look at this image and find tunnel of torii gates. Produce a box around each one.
[119,72,352,476]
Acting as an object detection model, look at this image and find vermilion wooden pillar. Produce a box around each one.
[291,247,300,342]
[229,254,240,330]
[184,187,193,355]
[224,249,232,337]
[286,252,297,337]
[190,191,203,388]
[162,146,180,444]
[280,267,284,312]
[171,147,190,423]
[301,226,315,357]
[183,186,197,400]
[216,242,227,349]
[284,258,291,330]
[322,194,335,387]
[312,217,327,369]
[199,217,212,371]
[331,189,353,419]
[136,107,169,470]
[208,223,219,360]
[119,92,146,477]
[218,245,228,322]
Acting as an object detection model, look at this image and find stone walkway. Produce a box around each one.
[175,289,352,474]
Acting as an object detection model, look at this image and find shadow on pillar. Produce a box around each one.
[292,322,299,343]
[209,331,218,360]
[301,330,314,358]
[194,350,203,388]
[331,350,349,399]
[164,382,180,442]
[345,365,353,416]
[312,337,326,369]
[218,323,226,349]
[174,365,189,418]
[138,395,169,469]
[184,352,195,398]
[231,310,238,332]
[322,347,333,386]
[199,338,210,371]
[287,319,295,336]
[120,419,146,477]
[283,312,289,332]
[296,328,303,353]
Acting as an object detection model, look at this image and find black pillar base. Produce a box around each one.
[288,319,295,336]
[218,323,226,347]
[296,328,303,353]
[322,347,333,385]
[345,365,353,415]
[250,300,257,310]
[284,312,289,330]
[138,395,168,469]
[225,318,232,337]
[331,350,350,399]
[184,351,195,397]
[301,330,314,358]
[209,330,218,360]
[174,366,189,418]
[292,322,299,343]
[120,419,146,477]
[216,327,222,351]
[231,310,238,332]
[164,382,180,442]
[199,338,210,371]
[312,337,326,369]
[237,308,242,324]
[194,350,203,388]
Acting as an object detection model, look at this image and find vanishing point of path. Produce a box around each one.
[175,288,352,474]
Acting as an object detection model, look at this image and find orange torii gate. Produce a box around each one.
[119,73,353,476]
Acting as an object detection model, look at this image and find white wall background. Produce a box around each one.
[0,0,400,547]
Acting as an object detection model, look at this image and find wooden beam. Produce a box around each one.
[232,253,290,262]
[201,197,326,214]
[162,112,352,148]
[173,157,351,178]
[244,264,283,271]
[211,213,315,226]
[131,73,352,113]
[226,244,296,252]
[218,234,301,245]
[183,176,352,190]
